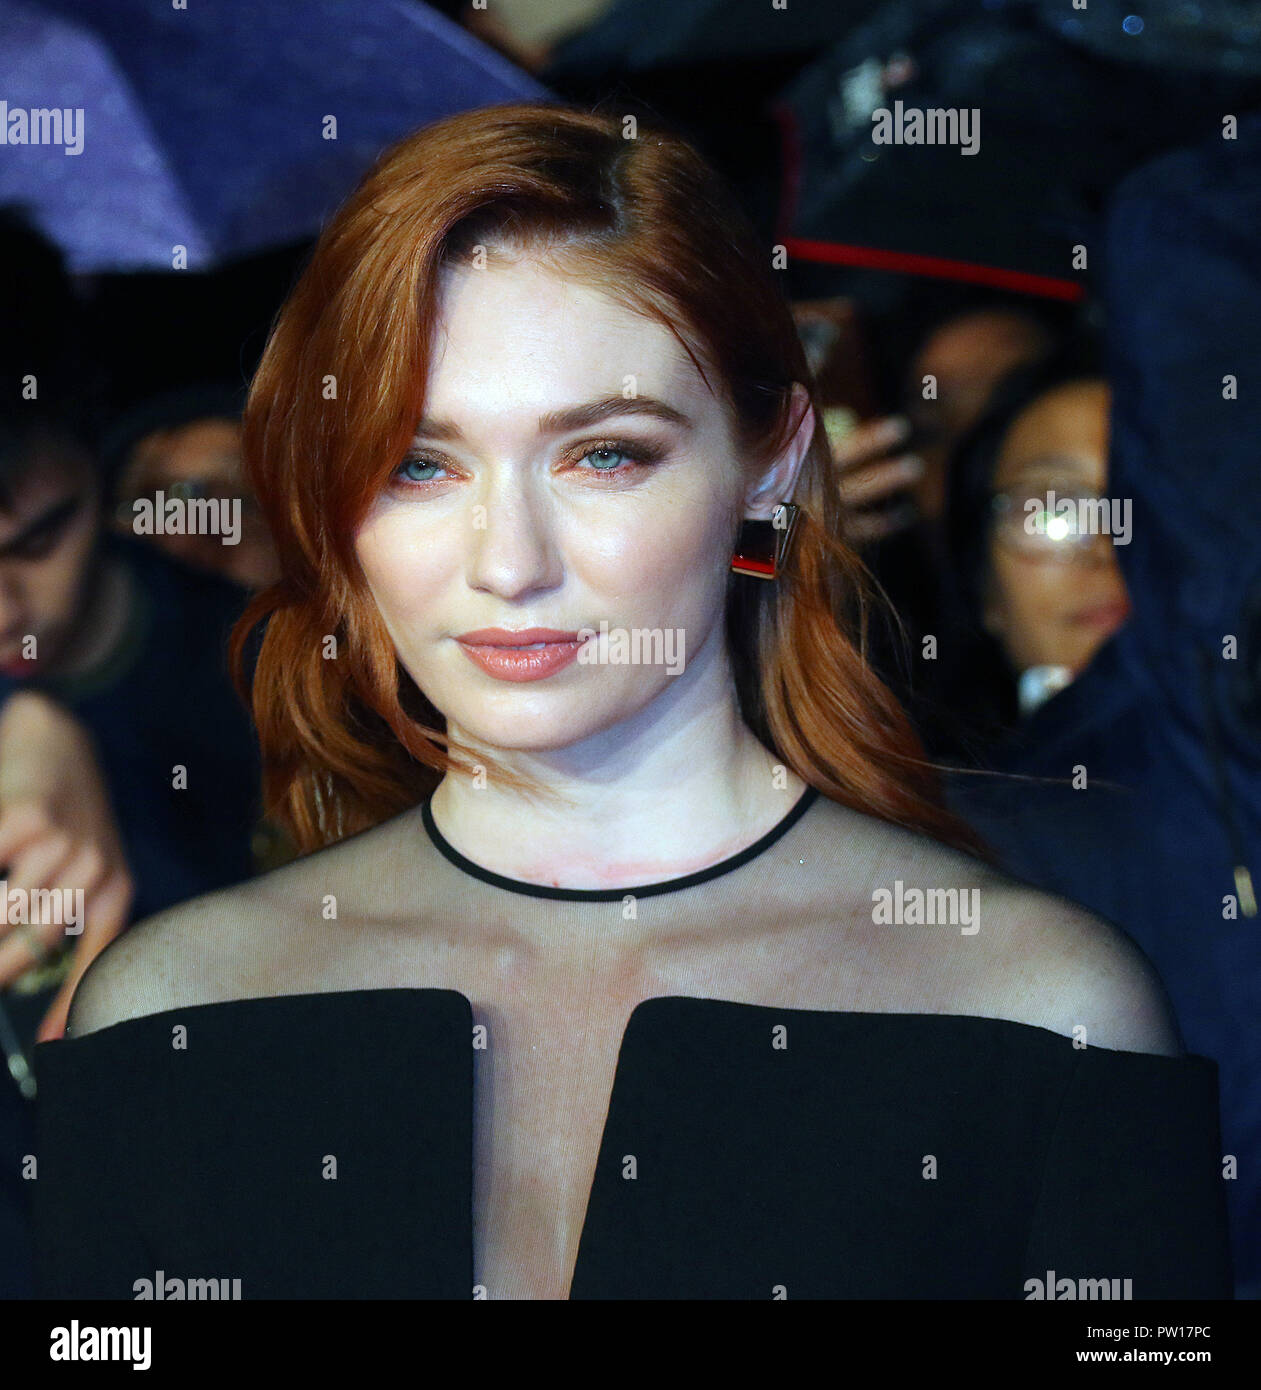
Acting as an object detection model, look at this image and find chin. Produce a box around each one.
[433,675,673,758]
[448,709,618,756]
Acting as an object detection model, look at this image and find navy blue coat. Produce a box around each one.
[949,115,1261,1298]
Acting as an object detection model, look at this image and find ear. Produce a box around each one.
[741,383,815,520]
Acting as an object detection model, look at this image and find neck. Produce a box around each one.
[429,629,808,891]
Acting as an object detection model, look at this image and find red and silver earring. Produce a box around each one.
[731,502,801,579]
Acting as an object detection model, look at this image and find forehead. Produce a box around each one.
[424,255,719,432]
[0,461,89,550]
[920,310,1046,365]
[993,381,1110,483]
[913,315,1049,424]
[131,419,241,477]
[0,440,91,509]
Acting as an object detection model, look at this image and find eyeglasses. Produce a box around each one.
[989,487,1117,560]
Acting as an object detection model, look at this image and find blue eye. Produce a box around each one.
[582,445,628,471]
[574,439,666,475]
[390,438,663,491]
[396,455,446,484]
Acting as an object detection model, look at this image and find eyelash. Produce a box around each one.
[391,438,666,488]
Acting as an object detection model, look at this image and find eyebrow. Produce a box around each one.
[412,393,695,443]
[1003,454,1096,480]
[0,496,82,558]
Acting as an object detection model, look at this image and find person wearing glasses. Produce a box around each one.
[938,315,1258,1295]
[939,344,1128,743]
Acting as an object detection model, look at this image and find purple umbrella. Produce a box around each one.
[0,0,550,272]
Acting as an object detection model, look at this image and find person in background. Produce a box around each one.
[422,0,612,74]
[0,211,271,1297]
[831,290,1073,754]
[840,289,1074,543]
[900,303,1063,527]
[108,383,281,592]
[0,402,268,1028]
[0,687,133,1300]
[939,344,1127,749]
[945,118,1261,1294]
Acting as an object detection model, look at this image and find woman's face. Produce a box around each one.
[354,253,793,759]
[983,379,1131,675]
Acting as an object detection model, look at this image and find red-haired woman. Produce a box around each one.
[32,103,1230,1301]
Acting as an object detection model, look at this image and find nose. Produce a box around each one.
[466,472,563,600]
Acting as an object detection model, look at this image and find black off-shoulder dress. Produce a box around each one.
[30,787,1233,1299]
[31,988,1232,1299]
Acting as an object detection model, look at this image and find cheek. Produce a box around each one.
[991,552,1070,618]
[49,526,98,613]
[354,512,454,633]
[569,489,736,610]
[354,477,739,639]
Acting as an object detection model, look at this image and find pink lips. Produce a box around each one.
[455,627,590,683]
[1069,600,1131,633]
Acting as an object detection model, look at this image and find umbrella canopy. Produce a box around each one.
[0,0,550,272]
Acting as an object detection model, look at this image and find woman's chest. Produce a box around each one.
[456,991,1051,1301]
[447,950,996,1299]
[244,916,1033,1297]
[466,991,644,1299]
[71,985,1066,1300]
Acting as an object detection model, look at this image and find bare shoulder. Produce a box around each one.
[64,876,269,1038]
[810,802,1184,1058]
[978,872,1195,1056]
[65,809,411,1039]
[960,863,1185,1058]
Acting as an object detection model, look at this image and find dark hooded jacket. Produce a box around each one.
[948,115,1261,1298]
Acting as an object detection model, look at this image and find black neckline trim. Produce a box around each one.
[420,785,820,901]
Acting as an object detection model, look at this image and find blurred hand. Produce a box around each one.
[0,691,134,1042]
[828,412,926,546]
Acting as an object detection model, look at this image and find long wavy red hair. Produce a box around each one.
[230,100,992,861]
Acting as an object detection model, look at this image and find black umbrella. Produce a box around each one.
[1037,0,1261,75]
[773,0,1261,303]
[546,0,885,79]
